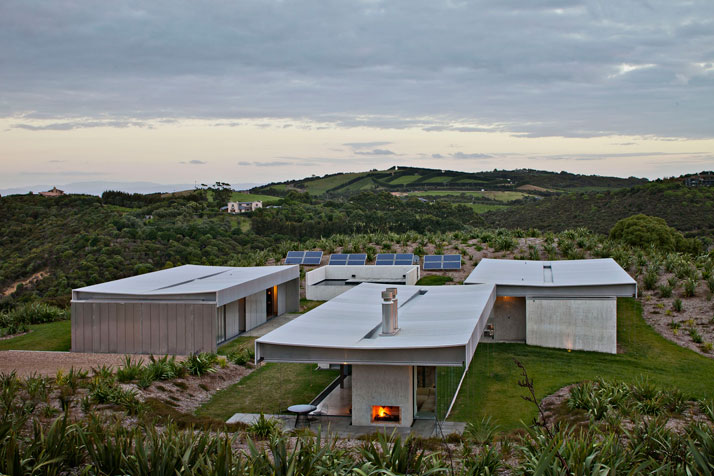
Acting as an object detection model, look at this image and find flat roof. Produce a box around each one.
[256,282,496,366]
[74,264,298,296]
[464,258,637,288]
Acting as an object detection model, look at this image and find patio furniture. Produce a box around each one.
[288,404,317,428]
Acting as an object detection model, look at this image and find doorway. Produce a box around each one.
[266,286,278,318]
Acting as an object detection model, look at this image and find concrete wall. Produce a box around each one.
[526,297,617,354]
[351,364,414,427]
[71,301,216,354]
[224,299,243,341]
[483,296,526,342]
[284,277,300,312]
[306,266,420,301]
[245,290,267,331]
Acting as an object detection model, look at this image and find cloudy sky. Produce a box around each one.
[1,0,713,190]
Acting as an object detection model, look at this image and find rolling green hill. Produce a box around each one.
[484,181,714,237]
[254,166,648,197]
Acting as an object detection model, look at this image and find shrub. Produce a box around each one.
[683,278,697,297]
[185,353,218,376]
[688,328,703,344]
[609,214,700,253]
[116,355,144,382]
[464,416,500,445]
[658,284,673,298]
[643,269,658,290]
[673,298,683,312]
[144,355,185,381]
[227,349,254,366]
[247,413,282,439]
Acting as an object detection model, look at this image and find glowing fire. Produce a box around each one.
[371,405,400,423]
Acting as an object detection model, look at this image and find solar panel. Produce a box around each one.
[421,254,462,270]
[328,253,366,265]
[347,253,367,265]
[284,250,323,265]
[376,253,415,266]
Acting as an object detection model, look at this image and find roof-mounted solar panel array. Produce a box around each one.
[328,253,367,265]
[423,254,462,270]
[375,253,417,266]
[284,251,323,265]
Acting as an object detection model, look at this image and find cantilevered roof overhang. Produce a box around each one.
[464,258,637,298]
[72,264,299,306]
[256,282,496,366]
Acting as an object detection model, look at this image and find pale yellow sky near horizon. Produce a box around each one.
[2,117,713,189]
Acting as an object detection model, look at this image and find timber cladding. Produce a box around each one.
[71,301,217,355]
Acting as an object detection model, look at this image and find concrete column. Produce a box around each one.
[351,365,414,427]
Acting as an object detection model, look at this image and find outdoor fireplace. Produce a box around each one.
[371,405,401,424]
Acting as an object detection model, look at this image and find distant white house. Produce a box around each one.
[227,201,262,214]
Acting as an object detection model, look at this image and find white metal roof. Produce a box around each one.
[256,282,495,351]
[464,258,636,288]
[74,264,298,296]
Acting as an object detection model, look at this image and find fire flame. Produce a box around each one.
[377,406,390,418]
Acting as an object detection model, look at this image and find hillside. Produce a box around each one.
[484,181,714,237]
[253,167,648,197]
[0,190,481,304]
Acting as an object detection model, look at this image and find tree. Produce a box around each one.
[609,214,700,254]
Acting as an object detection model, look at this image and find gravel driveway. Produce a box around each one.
[0,351,154,377]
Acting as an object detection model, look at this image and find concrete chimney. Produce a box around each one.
[381,288,399,336]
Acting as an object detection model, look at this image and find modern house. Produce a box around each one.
[71,264,299,355]
[305,265,420,301]
[256,283,496,427]
[227,201,263,213]
[464,258,637,354]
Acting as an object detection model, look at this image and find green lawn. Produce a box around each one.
[389,174,421,185]
[0,320,71,351]
[409,190,530,201]
[216,336,256,357]
[229,192,281,204]
[416,275,453,285]
[197,362,339,420]
[449,298,714,430]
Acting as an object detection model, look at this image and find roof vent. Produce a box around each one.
[543,265,553,283]
[380,288,399,336]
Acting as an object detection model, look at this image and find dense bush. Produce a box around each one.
[0,302,69,335]
[609,214,700,254]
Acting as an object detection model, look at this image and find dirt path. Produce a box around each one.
[1,270,49,296]
[0,350,154,377]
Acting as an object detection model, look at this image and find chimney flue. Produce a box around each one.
[381,288,399,336]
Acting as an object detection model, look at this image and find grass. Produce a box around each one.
[197,362,339,420]
[409,190,530,202]
[449,298,714,430]
[416,275,453,285]
[389,174,421,185]
[229,192,281,204]
[0,320,71,351]
[217,336,256,356]
[300,298,325,313]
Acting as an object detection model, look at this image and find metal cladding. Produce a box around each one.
[380,288,399,336]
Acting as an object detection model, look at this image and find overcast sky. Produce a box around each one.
[1,0,713,189]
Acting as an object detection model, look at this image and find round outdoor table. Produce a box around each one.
[288,404,317,428]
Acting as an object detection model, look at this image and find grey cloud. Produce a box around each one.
[1,1,713,138]
[12,120,151,131]
[179,159,206,164]
[344,142,392,149]
[354,149,396,156]
[432,154,444,159]
[239,160,294,167]
[452,152,492,159]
